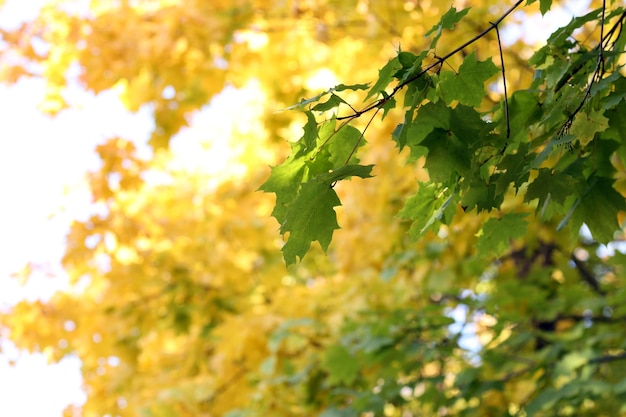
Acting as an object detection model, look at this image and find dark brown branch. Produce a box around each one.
[599,0,606,70]
[558,313,626,323]
[606,12,625,50]
[571,255,606,295]
[456,362,537,392]
[588,352,626,364]
[201,365,248,404]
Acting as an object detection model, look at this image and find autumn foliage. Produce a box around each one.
[2,1,626,416]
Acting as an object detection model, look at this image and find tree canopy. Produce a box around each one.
[2,1,626,416]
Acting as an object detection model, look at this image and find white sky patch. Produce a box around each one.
[0,78,153,299]
[0,1,45,30]
[305,68,339,91]
[167,81,268,186]
[0,67,152,417]
[0,341,85,417]
[502,0,592,46]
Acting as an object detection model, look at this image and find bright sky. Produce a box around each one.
[0,2,153,415]
[0,1,83,414]
[0,0,593,416]
[0,74,155,417]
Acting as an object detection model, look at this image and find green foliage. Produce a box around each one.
[525,168,578,209]
[398,182,455,238]
[321,345,360,385]
[260,4,626,415]
[425,6,470,50]
[438,52,500,107]
[281,180,342,265]
[6,1,626,417]
[476,212,529,256]
[263,1,626,264]
[365,57,403,100]
[280,165,373,264]
[571,176,626,243]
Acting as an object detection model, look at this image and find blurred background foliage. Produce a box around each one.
[1,1,625,416]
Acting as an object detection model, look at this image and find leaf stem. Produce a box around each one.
[344,108,380,165]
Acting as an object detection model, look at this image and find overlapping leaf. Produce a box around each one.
[438,52,500,107]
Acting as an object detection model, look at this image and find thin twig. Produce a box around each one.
[493,23,510,141]
[599,0,606,70]
[314,117,353,160]
[344,98,358,114]
[344,107,380,165]
[554,10,626,94]
[556,0,610,142]
[336,0,526,121]
[606,12,625,50]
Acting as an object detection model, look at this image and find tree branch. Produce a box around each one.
[588,352,626,364]
[493,22,510,142]
[336,0,526,121]
[570,255,606,295]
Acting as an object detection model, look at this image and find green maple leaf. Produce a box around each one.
[405,101,453,148]
[316,164,374,184]
[405,101,484,158]
[306,120,336,178]
[321,345,360,385]
[334,83,370,92]
[462,179,502,212]
[282,91,330,111]
[365,56,402,100]
[569,109,609,147]
[312,93,347,112]
[539,0,553,15]
[259,153,307,225]
[278,165,372,265]
[302,111,319,151]
[525,168,578,208]
[476,213,529,257]
[494,143,531,195]
[421,129,471,183]
[327,125,364,165]
[572,176,626,243]
[425,6,470,50]
[438,52,500,107]
[316,117,337,148]
[280,180,340,265]
[505,91,541,141]
[398,50,428,83]
[603,102,626,170]
[399,183,454,238]
[379,95,396,120]
[603,100,626,146]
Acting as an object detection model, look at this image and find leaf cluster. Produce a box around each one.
[263,1,626,264]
